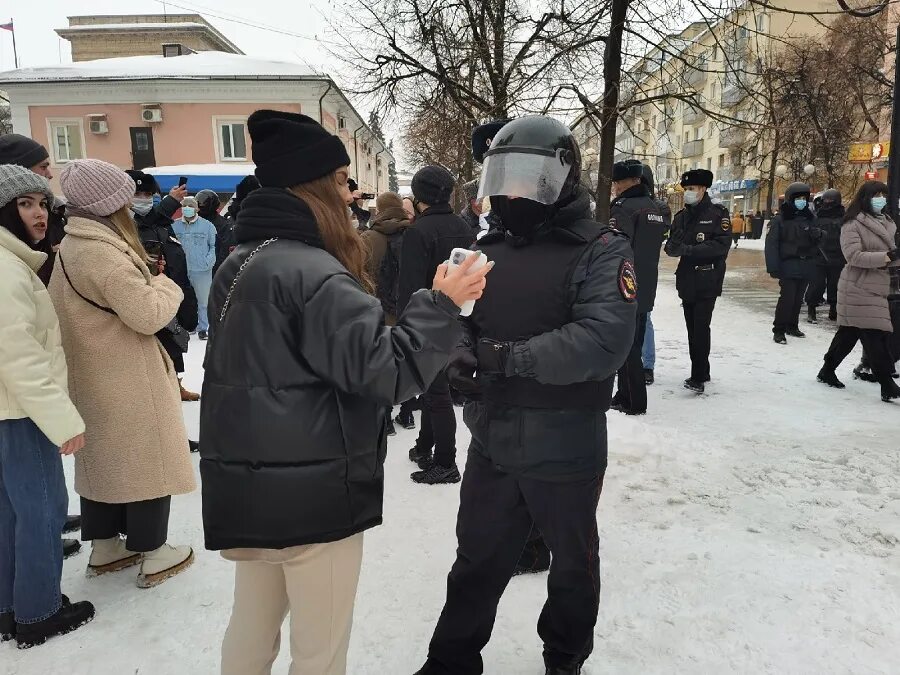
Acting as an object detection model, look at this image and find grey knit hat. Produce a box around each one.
[0,164,54,210]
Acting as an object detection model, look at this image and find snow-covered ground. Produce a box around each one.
[4,276,898,675]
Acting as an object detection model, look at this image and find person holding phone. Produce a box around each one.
[0,165,95,648]
[173,196,217,341]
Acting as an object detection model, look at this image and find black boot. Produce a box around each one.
[62,515,81,534]
[817,367,845,389]
[411,463,461,485]
[188,440,200,453]
[394,412,415,430]
[15,596,95,649]
[62,539,81,559]
[881,379,900,402]
[785,327,806,338]
[852,362,877,383]
[408,446,433,470]
[828,304,837,321]
[0,612,14,642]
[683,378,705,393]
[514,537,551,576]
[773,332,787,345]
[807,306,817,324]
[386,419,397,437]
[546,667,582,675]
[644,368,654,385]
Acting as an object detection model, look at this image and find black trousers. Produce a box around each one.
[773,278,807,333]
[615,312,649,413]
[825,326,895,383]
[805,265,841,308]
[414,371,457,467]
[425,450,603,674]
[157,331,185,374]
[80,496,171,552]
[683,298,717,382]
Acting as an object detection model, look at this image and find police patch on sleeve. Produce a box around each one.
[721,217,731,231]
[618,259,637,303]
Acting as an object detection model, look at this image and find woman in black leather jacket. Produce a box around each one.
[200,110,490,675]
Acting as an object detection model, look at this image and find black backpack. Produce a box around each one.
[377,231,405,316]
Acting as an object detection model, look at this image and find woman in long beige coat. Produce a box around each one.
[817,181,900,402]
[49,159,196,588]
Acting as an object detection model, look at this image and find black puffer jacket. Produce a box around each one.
[765,198,822,280]
[199,188,463,550]
[134,197,198,331]
[814,202,846,266]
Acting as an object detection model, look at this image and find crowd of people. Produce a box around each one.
[0,106,897,675]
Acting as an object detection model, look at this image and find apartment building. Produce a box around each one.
[575,1,832,213]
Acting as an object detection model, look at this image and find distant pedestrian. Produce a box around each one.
[765,183,822,344]
[225,175,260,223]
[731,212,746,247]
[750,211,765,239]
[459,179,483,236]
[173,196,217,340]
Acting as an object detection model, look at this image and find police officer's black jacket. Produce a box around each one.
[665,193,731,302]
[813,203,845,266]
[610,183,667,314]
[398,203,475,312]
[201,207,234,278]
[461,188,637,481]
[134,196,198,331]
[199,187,463,550]
[765,201,822,279]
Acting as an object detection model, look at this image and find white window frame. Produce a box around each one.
[46,118,86,164]
[213,116,249,162]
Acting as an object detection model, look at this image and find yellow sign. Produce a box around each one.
[848,142,891,163]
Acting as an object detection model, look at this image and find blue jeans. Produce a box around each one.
[188,269,213,333]
[0,418,67,623]
[642,313,655,370]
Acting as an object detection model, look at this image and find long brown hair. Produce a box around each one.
[290,175,374,294]
[107,207,148,263]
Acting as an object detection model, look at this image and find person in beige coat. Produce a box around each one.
[817,181,900,402]
[0,164,96,648]
[49,159,197,588]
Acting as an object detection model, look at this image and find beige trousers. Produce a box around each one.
[220,533,364,675]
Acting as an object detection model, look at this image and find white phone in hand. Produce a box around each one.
[447,247,489,317]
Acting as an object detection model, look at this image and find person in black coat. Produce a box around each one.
[608,159,666,415]
[196,189,233,277]
[765,182,823,343]
[224,174,260,224]
[126,170,199,402]
[665,169,732,393]
[399,165,476,485]
[805,189,845,323]
[199,110,489,674]
[415,116,636,675]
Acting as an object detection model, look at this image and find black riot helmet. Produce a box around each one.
[195,189,220,211]
[478,116,582,207]
[784,182,812,202]
[821,188,842,205]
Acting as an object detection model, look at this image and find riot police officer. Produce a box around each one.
[805,188,844,323]
[665,169,731,394]
[609,159,666,415]
[415,116,637,675]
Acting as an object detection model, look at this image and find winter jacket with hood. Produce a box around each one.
[0,226,85,446]
[765,185,823,280]
[48,216,196,503]
[361,205,412,282]
[837,211,900,332]
[199,187,464,550]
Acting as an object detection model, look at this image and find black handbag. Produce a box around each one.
[58,253,189,353]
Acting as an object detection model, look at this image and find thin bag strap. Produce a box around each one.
[218,238,278,323]
[58,253,117,316]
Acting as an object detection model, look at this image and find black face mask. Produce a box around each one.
[492,196,550,237]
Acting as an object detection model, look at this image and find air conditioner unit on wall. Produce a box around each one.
[141,104,163,123]
[87,114,108,135]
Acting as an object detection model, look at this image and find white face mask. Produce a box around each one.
[684,190,701,206]
[132,198,153,216]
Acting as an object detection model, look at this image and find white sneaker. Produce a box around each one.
[137,544,194,589]
[87,537,141,577]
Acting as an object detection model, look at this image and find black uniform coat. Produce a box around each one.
[609,183,667,313]
[460,189,637,481]
[813,203,846,267]
[665,193,732,302]
[199,188,463,550]
[765,201,822,280]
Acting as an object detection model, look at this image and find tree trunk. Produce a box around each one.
[594,0,630,226]
[766,129,780,214]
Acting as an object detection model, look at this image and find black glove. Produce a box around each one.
[446,343,481,397]
[888,248,900,262]
[476,339,511,377]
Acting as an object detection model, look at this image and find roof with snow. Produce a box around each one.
[58,22,210,32]
[0,51,322,84]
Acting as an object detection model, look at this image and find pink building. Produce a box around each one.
[0,51,393,194]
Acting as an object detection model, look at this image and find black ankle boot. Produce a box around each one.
[817,367,845,389]
[807,306,817,324]
[881,379,900,402]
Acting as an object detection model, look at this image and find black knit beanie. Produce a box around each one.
[0,134,50,168]
[248,110,351,188]
[412,166,455,205]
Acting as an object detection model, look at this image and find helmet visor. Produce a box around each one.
[478,148,572,205]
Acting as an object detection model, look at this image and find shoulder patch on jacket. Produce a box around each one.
[721,217,731,231]
[618,259,637,303]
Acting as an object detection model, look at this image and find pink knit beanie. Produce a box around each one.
[60,159,136,217]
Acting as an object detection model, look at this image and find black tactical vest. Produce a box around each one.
[472,225,609,409]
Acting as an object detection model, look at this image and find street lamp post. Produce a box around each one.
[888,25,900,216]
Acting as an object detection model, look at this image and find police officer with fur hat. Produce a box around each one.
[665,169,731,393]
[608,159,666,415]
[415,116,636,675]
